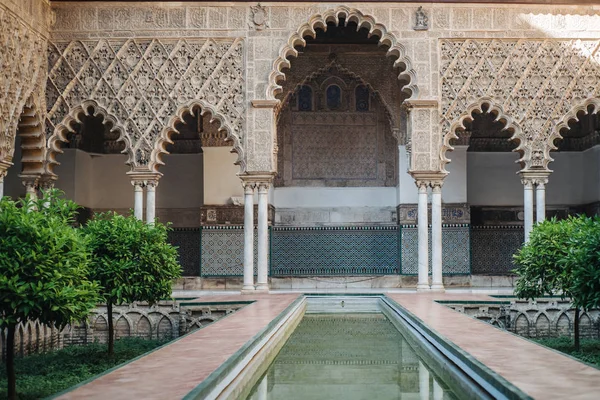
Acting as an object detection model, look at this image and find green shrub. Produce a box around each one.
[83,212,181,355]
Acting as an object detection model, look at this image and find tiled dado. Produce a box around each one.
[200,205,275,225]
[398,203,470,225]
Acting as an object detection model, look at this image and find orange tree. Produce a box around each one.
[83,212,181,355]
[0,191,100,400]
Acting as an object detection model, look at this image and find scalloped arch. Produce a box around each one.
[16,96,46,177]
[440,97,523,173]
[150,99,243,173]
[266,6,418,101]
[46,100,132,175]
[551,97,600,150]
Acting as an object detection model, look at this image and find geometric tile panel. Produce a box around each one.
[167,228,200,276]
[400,225,470,275]
[200,226,258,277]
[471,226,524,275]
[271,226,399,276]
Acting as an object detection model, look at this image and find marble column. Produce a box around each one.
[431,181,444,292]
[145,181,157,224]
[536,179,547,224]
[522,178,534,242]
[419,361,430,400]
[0,172,5,198]
[242,182,255,292]
[21,177,39,200]
[417,181,430,291]
[133,181,144,220]
[256,181,270,292]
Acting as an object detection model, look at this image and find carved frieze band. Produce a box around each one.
[398,203,470,224]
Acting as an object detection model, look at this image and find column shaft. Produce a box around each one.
[523,180,534,241]
[431,183,444,292]
[417,182,429,291]
[536,182,546,223]
[146,183,156,224]
[256,183,269,292]
[0,175,4,198]
[133,183,144,220]
[242,183,255,292]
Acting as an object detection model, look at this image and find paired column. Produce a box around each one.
[129,173,161,224]
[241,175,273,294]
[521,173,549,242]
[242,181,255,292]
[411,174,446,292]
[0,160,11,198]
[416,181,429,291]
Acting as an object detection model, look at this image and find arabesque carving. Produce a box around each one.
[0,7,47,169]
[45,38,245,172]
[440,39,600,172]
[267,6,418,102]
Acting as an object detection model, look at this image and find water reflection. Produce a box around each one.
[247,314,456,400]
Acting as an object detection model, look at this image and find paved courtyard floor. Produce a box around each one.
[58,291,600,400]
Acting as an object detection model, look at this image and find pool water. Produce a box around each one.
[246,313,458,400]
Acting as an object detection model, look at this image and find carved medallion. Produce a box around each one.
[250,3,268,30]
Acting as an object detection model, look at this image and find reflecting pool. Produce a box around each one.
[247,313,459,400]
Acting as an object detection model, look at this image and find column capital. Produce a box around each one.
[38,175,57,191]
[0,159,12,179]
[519,171,550,187]
[431,180,444,193]
[128,172,161,188]
[410,171,447,190]
[239,173,274,190]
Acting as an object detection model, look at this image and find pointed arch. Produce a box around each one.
[151,99,242,172]
[46,100,131,175]
[267,6,418,102]
[440,97,523,173]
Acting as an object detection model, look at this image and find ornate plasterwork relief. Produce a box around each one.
[440,39,600,172]
[266,6,418,102]
[0,5,47,170]
[553,97,600,145]
[45,38,245,172]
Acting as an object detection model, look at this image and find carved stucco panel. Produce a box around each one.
[45,37,246,172]
[440,38,600,172]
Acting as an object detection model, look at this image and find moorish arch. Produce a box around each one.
[16,96,46,177]
[46,100,130,176]
[267,6,419,102]
[552,97,600,156]
[151,100,239,173]
[440,97,523,173]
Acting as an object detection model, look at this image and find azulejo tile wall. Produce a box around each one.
[270,226,400,276]
[167,228,201,276]
[200,225,258,277]
[400,225,471,275]
[470,226,524,275]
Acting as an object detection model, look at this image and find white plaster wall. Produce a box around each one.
[273,187,397,208]
[89,154,131,209]
[158,154,203,208]
[203,147,242,205]
[467,151,599,206]
[444,146,468,203]
[74,150,92,206]
[398,145,417,204]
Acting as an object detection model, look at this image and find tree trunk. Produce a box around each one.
[107,302,114,356]
[574,306,581,352]
[6,324,16,400]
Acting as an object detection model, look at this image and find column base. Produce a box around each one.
[254,287,269,294]
[241,286,256,295]
[430,284,445,293]
[255,283,269,292]
[416,284,431,292]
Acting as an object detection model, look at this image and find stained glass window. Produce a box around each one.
[355,85,369,112]
[298,85,312,111]
[326,85,342,110]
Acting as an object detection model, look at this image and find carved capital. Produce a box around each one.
[127,172,162,189]
[520,171,550,188]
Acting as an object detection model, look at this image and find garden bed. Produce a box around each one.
[534,337,600,368]
[0,338,166,399]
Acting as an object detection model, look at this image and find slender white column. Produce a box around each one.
[419,361,430,400]
[145,181,157,224]
[417,181,430,291]
[256,182,269,292]
[536,180,546,224]
[22,178,38,200]
[133,182,144,220]
[242,182,256,292]
[523,179,534,241]
[431,181,444,292]
[0,173,5,198]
